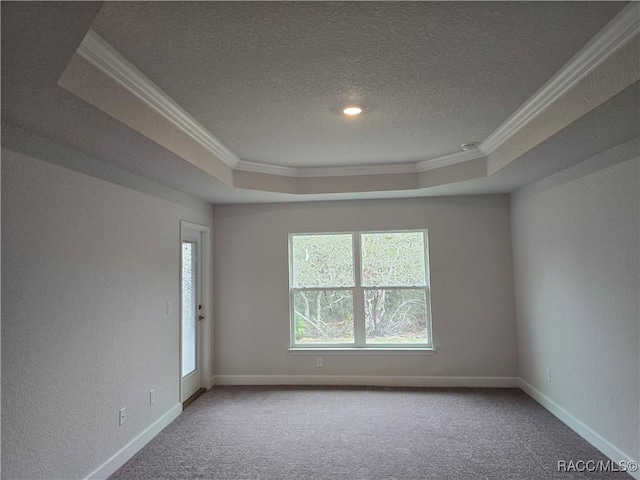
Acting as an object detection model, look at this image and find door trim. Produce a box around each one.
[179,221,212,404]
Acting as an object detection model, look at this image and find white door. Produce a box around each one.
[181,228,202,402]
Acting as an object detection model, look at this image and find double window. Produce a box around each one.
[289,231,432,349]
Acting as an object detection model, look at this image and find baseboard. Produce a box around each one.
[213,374,518,388]
[84,403,182,480]
[518,379,639,480]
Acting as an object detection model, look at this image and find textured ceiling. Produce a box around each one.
[424,82,640,196]
[1,1,637,204]
[90,1,626,167]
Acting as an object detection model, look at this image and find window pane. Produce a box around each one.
[292,234,354,287]
[361,232,426,286]
[364,289,428,344]
[181,242,197,377]
[293,290,354,343]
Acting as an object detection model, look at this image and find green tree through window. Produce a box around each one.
[290,231,432,348]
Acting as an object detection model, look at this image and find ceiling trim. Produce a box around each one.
[236,160,418,178]
[416,149,485,172]
[235,160,298,177]
[77,29,240,169]
[480,1,640,155]
[235,148,485,177]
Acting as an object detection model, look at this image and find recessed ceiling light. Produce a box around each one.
[461,142,479,151]
[343,105,363,116]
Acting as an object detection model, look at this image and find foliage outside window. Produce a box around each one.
[289,231,432,348]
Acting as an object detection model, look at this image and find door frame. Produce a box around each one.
[179,221,212,404]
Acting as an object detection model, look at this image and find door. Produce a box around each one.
[181,228,202,402]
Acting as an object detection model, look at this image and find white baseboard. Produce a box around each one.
[518,379,639,480]
[84,403,182,480]
[213,374,518,388]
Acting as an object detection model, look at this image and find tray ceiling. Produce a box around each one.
[2,1,638,203]
[89,1,627,167]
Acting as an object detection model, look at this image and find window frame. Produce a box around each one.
[288,230,433,351]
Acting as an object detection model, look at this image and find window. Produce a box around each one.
[289,231,432,349]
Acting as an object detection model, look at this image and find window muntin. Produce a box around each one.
[290,231,432,349]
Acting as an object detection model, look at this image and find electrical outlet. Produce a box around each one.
[119,407,126,426]
[316,357,323,367]
[150,389,155,405]
[546,368,552,383]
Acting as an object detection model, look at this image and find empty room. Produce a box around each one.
[1,1,638,479]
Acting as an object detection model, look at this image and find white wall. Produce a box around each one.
[212,196,517,383]
[1,147,212,479]
[511,155,639,463]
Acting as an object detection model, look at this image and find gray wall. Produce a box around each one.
[1,148,213,479]
[212,196,517,381]
[511,156,639,461]
[8,130,636,477]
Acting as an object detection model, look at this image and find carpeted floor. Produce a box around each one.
[110,386,633,479]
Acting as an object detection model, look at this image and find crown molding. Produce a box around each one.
[236,160,417,178]
[416,149,485,172]
[480,1,640,155]
[235,160,298,177]
[237,151,486,177]
[237,149,487,177]
[77,29,240,169]
[296,162,418,178]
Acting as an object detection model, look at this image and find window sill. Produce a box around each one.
[288,348,436,356]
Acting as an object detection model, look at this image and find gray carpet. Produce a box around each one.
[110,386,632,479]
